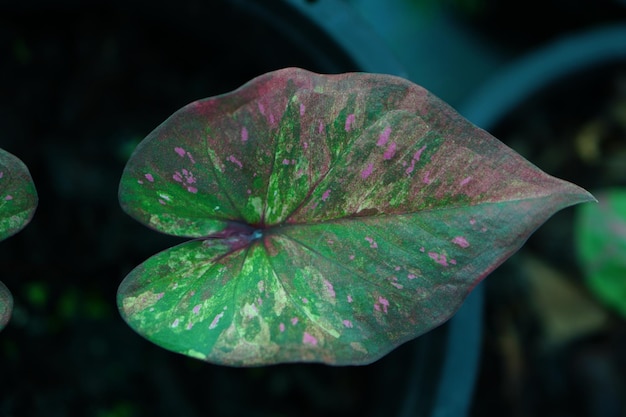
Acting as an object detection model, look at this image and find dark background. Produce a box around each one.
[1,0,626,416]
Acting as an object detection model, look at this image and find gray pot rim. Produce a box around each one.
[461,23,626,130]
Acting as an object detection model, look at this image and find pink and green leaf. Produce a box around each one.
[118,67,594,365]
[0,147,37,330]
[0,281,12,331]
[0,148,37,242]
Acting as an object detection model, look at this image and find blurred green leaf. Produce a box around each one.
[575,188,626,318]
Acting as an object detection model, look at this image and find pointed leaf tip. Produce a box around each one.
[118,67,595,365]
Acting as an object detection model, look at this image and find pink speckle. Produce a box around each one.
[383,142,397,160]
[258,102,265,115]
[282,159,291,165]
[144,173,154,182]
[377,126,392,146]
[414,145,427,161]
[279,323,285,332]
[4,195,13,201]
[209,312,224,329]
[302,297,308,304]
[345,114,355,132]
[452,236,470,248]
[186,322,194,330]
[405,146,426,175]
[269,113,276,125]
[172,319,180,328]
[378,296,389,313]
[174,169,196,188]
[303,332,318,346]
[186,151,196,164]
[257,297,263,306]
[137,180,144,185]
[343,320,353,328]
[299,103,306,116]
[390,279,404,290]
[405,159,417,175]
[193,305,201,314]
[247,189,252,194]
[470,218,476,225]
[158,199,166,205]
[420,247,425,252]
[174,147,186,157]
[460,176,472,186]
[395,266,401,271]
[450,259,457,265]
[347,295,353,303]
[0,172,3,178]
[365,236,378,249]
[423,171,432,184]
[291,317,299,325]
[349,255,355,260]
[322,189,331,201]
[156,292,164,300]
[318,121,324,133]
[408,273,417,280]
[324,279,336,298]
[361,163,374,179]
[303,142,309,149]
[227,155,243,168]
[428,252,449,267]
[241,127,248,142]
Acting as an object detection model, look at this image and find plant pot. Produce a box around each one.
[0,1,481,416]
[460,24,626,417]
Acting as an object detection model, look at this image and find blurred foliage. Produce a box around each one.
[575,189,626,319]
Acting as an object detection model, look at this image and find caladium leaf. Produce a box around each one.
[118,67,594,366]
[0,280,12,331]
[0,148,37,242]
[0,147,38,331]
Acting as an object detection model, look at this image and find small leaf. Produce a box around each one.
[118,67,594,365]
[575,189,626,318]
[0,147,37,331]
[0,280,12,331]
[0,148,38,241]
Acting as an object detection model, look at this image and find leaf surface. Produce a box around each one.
[0,148,37,241]
[0,148,37,331]
[118,68,594,365]
[0,281,12,331]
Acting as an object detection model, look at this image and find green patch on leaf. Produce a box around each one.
[118,67,594,365]
[575,188,626,318]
